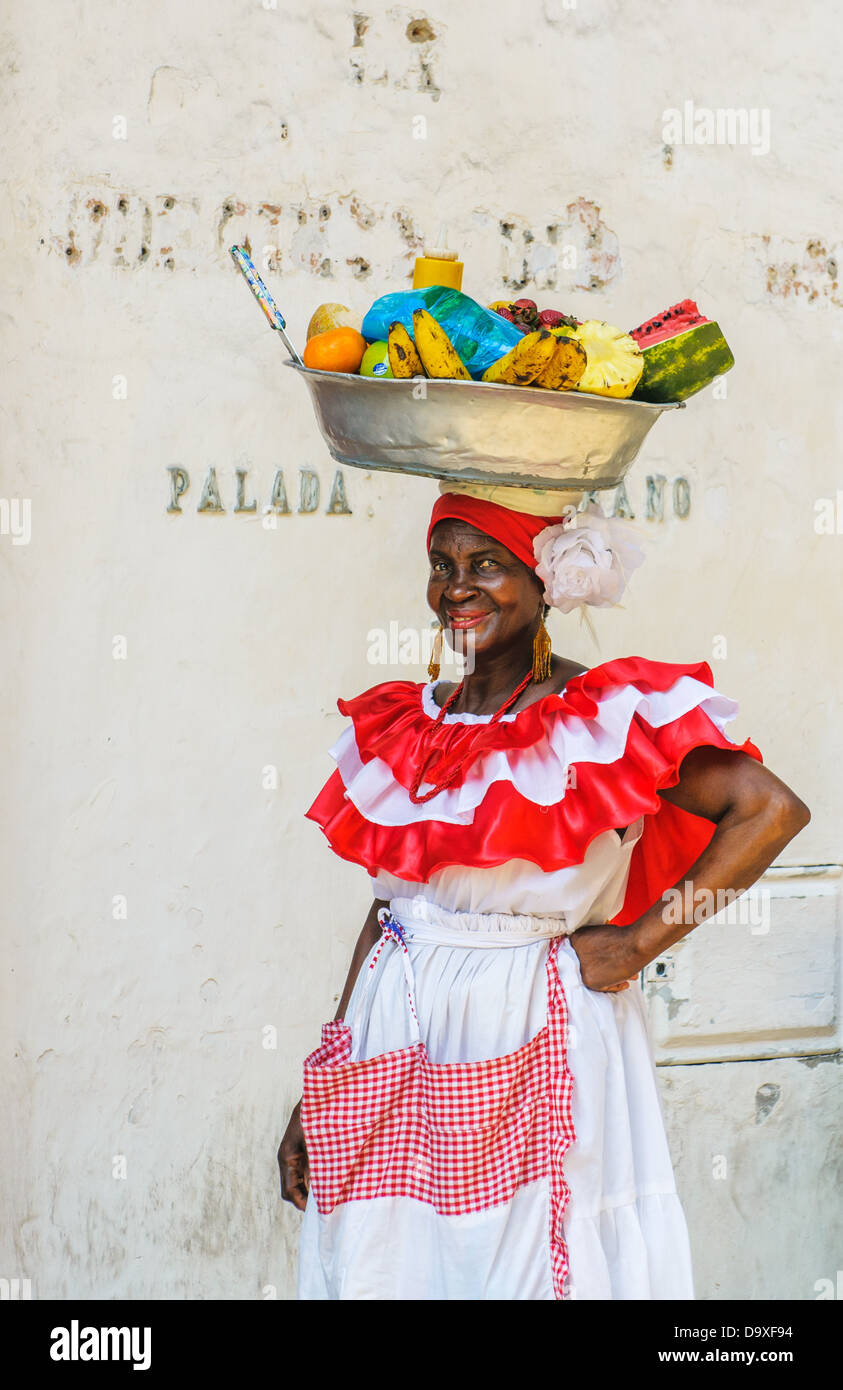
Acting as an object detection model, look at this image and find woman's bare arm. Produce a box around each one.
[278,898,387,1209]
[570,748,811,991]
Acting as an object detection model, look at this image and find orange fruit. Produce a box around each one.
[303,326,367,373]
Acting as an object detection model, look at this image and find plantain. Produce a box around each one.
[411,309,472,380]
[481,328,557,385]
[534,333,588,390]
[387,321,425,378]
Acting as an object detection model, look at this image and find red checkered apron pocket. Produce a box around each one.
[300,911,576,1297]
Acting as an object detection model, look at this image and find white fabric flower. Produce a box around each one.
[532,502,644,614]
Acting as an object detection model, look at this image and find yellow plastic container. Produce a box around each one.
[412,247,464,292]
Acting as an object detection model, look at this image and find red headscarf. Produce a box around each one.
[426,492,571,571]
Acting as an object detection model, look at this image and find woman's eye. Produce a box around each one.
[430,557,499,574]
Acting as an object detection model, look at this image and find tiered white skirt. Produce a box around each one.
[297,901,694,1301]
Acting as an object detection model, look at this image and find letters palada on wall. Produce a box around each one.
[165,467,692,522]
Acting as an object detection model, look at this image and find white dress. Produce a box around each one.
[297,658,761,1300]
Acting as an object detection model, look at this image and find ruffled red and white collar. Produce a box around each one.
[305,656,763,925]
[332,658,738,798]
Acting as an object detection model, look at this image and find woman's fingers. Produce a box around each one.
[569,925,641,994]
[278,1120,311,1211]
[280,1151,309,1211]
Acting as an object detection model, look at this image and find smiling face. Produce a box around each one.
[427,518,546,661]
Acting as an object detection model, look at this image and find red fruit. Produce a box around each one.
[495,306,516,322]
[513,298,537,311]
[630,299,707,346]
[539,308,580,330]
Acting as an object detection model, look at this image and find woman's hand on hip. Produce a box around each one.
[278,1100,310,1210]
[568,923,643,993]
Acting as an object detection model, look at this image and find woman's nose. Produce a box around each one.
[444,569,479,598]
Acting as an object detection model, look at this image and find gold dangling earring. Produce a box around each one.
[428,622,443,681]
[532,610,552,683]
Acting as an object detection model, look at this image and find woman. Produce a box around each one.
[278,485,810,1300]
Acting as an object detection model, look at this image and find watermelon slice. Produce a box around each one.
[630,299,734,403]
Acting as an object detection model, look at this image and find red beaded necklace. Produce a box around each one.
[408,667,535,805]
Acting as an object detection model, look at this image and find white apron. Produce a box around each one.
[297,828,695,1301]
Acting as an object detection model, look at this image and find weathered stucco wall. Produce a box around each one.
[2,0,840,1300]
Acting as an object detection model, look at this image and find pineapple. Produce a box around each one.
[568,320,644,399]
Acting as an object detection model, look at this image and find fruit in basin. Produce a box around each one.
[359,341,394,378]
[534,334,587,390]
[489,300,580,334]
[412,309,472,380]
[630,300,735,402]
[387,322,424,378]
[481,329,557,385]
[567,320,644,399]
[302,326,368,373]
[306,303,362,340]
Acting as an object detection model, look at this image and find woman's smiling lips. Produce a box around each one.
[445,609,492,630]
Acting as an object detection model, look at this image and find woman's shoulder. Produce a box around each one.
[578,654,713,684]
[336,676,425,719]
[337,673,425,705]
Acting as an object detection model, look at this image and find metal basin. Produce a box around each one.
[286,360,683,491]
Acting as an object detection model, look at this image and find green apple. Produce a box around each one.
[359,341,394,378]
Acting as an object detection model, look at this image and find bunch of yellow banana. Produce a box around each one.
[387,322,424,378]
[536,331,588,390]
[387,312,471,380]
[411,309,472,379]
[481,329,556,385]
[481,327,588,391]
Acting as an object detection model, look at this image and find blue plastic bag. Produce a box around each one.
[361,286,523,379]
